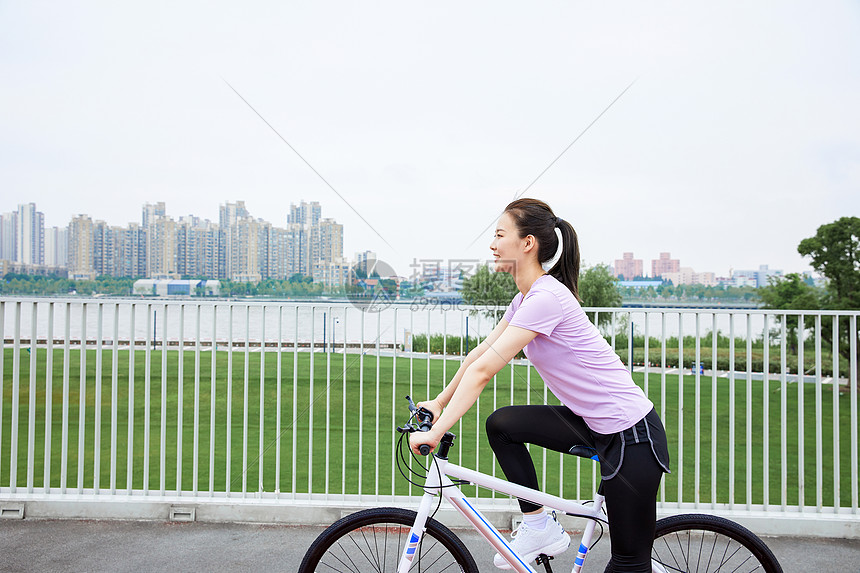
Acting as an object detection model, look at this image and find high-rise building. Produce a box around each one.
[93,220,123,277]
[120,223,147,278]
[147,215,178,279]
[219,201,248,229]
[220,201,249,280]
[201,222,225,280]
[16,203,45,266]
[142,202,171,278]
[257,221,288,280]
[285,201,333,279]
[230,215,261,282]
[614,252,643,280]
[355,251,377,268]
[287,201,316,278]
[177,216,223,279]
[44,226,68,268]
[652,252,680,279]
[0,211,18,261]
[313,257,351,287]
[273,226,293,280]
[318,217,344,264]
[142,202,166,230]
[68,215,96,280]
[176,216,199,278]
[288,201,321,227]
[284,222,307,278]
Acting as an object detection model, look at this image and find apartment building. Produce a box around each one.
[16,203,45,266]
[44,226,68,269]
[68,214,96,280]
[614,252,644,279]
[651,252,680,279]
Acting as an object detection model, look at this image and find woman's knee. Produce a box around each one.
[485,406,517,441]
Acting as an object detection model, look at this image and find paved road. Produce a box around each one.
[1,518,858,572]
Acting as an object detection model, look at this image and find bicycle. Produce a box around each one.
[299,397,782,573]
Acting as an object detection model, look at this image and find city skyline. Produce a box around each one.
[1,199,796,287]
[0,189,831,281]
[612,251,784,288]
[0,200,350,285]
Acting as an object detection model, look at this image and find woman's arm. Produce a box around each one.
[418,318,511,419]
[410,324,538,454]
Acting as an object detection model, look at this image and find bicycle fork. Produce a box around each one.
[397,491,438,572]
[396,457,446,573]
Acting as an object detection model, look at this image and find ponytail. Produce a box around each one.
[547,219,581,302]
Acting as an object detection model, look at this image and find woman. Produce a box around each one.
[409,198,670,572]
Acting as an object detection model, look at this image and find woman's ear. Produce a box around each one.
[523,235,537,253]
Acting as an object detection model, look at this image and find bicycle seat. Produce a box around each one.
[568,445,599,461]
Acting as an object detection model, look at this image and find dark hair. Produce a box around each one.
[503,198,581,302]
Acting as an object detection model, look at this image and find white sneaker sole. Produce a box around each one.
[493,534,571,570]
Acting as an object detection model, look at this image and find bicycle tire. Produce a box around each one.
[298,507,479,573]
[652,513,782,573]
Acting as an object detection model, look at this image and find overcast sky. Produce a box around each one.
[2,1,858,279]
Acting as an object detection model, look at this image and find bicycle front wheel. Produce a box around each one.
[298,507,479,573]
[652,513,782,573]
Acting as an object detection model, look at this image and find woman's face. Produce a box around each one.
[490,212,521,274]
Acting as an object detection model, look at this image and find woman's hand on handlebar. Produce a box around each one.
[417,398,443,423]
[409,427,441,456]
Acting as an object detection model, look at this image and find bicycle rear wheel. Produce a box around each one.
[652,513,782,573]
[299,507,479,573]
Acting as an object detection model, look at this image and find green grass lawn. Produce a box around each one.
[0,347,855,507]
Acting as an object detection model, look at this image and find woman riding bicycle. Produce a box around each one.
[410,198,670,573]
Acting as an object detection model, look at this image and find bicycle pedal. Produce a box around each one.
[534,553,554,572]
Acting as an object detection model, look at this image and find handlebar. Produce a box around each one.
[403,395,434,456]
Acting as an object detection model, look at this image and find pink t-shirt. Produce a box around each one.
[503,274,653,434]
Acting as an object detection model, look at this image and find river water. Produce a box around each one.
[0,297,779,348]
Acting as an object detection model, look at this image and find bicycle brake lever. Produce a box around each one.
[396,423,416,434]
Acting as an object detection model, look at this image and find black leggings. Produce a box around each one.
[486,405,665,573]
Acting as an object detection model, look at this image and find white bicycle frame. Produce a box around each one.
[397,454,668,573]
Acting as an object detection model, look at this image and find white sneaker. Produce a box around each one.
[493,513,570,570]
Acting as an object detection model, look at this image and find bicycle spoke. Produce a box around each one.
[414,541,452,572]
[714,535,731,572]
[369,526,382,572]
[705,528,717,572]
[355,528,385,572]
[653,533,686,572]
[382,523,389,571]
[652,527,774,573]
[319,542,362,572]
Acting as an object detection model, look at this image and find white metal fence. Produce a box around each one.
[0,298,858,535]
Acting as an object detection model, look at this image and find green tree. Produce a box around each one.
[797,217,860,382]
[578,264,621,308]
[798,216,860,310]
[578,264,622,327]
[660,284,675,301]
[460,264,518,317]
[758,273,821,352]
